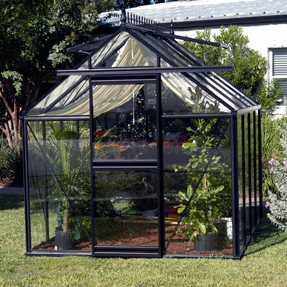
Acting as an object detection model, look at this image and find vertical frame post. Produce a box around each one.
[23,119,32,253]
[253,112,257,225]
[42,121,49,241]
[247,113,252,235]
[241,115,247,247]
[258,110,263,219]
[156,56,165,257]
[88,56,95,256]
[231,114,240,258]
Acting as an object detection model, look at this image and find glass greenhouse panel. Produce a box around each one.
[132,30,183,67]
[92,35,157,69]
[91,32,130,68]
[93,85,157,161]
[27,76,89,116]
[163,118,232,256]
[93,170,159,248]
[27,121,91,253]
[161,72,230,114]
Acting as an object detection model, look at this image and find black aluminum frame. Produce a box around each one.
[21,11,263,259]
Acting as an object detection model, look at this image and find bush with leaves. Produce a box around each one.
[266,123,287,232]
[0,135,22,183]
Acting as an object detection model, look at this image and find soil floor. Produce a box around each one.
[34,224,233,256]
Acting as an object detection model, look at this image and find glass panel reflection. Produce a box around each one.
[93,85,157,161]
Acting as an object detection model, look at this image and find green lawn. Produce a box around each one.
[1,193,287,287]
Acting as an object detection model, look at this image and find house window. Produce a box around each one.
[270,48,287,106]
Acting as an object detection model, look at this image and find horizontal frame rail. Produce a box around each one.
[57,66,233,77]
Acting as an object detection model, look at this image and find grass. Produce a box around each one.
[1,194,287,286]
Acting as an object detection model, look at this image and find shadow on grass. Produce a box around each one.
[244,214,287,257]
[0,193,24,210]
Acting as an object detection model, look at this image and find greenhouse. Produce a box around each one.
[21,11,262,259]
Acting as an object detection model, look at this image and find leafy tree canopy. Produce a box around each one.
[0,0,114,148]
[115,0,153,9]
[184,26,281,116]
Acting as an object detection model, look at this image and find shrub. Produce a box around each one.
[261,116,287,197]
[266,123,287,232]
[0,135,22,183]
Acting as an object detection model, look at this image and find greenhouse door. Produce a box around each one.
[90,77,163,257]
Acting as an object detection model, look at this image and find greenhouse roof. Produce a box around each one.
[23,11,260,119]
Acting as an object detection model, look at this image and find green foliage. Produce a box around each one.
[174,89,232,240]
[0,0,114,148]
[184,26,281,116]
[256,80,283,117]
[114,0,153,9]
[267,123,287,232]
[46,122,90,211]
[176,184,225,240]
[261,116,287,196]
[0,135,22,182]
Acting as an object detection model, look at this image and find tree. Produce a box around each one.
[114,0,153,9]
[0,0,114,148]
[184,26,281,116]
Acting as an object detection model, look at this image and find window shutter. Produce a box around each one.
[273,49,287,76]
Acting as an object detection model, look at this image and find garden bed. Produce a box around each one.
[33,219,233,256]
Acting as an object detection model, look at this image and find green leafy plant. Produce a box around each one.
[174,87,232,240]
[176,184,224,240]
[0,135,22,183]
[46,121,90,234]
[261,116,287,196]
[266,123,287,232]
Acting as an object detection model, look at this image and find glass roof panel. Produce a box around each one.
[133,31,254,111]
[90,31,130,67]
[160,62,230,113]
[165,38,204,66]
[131,30,186,67]
[27,35,157,117]
[93,35,157,68]
[161,38,259,109]
[26,26,259,118]
[27,76,89,116]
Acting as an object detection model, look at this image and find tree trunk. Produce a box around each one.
[0,87,21,149]
[62,209,69,233]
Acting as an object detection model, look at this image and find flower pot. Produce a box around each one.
[194,221,228,252]
[221,217,233,239]
[142,208,158,217]
[55,227,72,250]
[166,205,180,218]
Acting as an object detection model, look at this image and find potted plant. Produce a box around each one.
[173,88,231,251]
[174,123,231,251]
[48,122,90,250]
[176,184,228,251]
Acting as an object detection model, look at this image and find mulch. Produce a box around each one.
[33,225,233,256]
